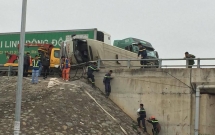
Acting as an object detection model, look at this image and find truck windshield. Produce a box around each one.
[146,50,157,58]
[54,50,60,58]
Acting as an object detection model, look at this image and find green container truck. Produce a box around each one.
[0,28,111,65]
[113,37,159,67]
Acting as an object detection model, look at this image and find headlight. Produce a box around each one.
[54,65,59,68]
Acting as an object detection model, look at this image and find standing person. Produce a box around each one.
[138,43,147,68]
[31,55,41,84]
[23,52,30,77]
[42,53,50,79]
[61,56,70,81]
[87,62,100,87]
[146,116,161,135]
[137,104,147,133]
[103,70,113,98]
[38,53,43,76]
[185,52,195,68]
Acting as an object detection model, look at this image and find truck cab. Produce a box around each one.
[4,43,60,75]
[113,38,159,67]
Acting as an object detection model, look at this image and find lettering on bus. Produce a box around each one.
[0,50,38,55]
[3,51,17,54]
[0,37,64,48]
[0,41,19,48]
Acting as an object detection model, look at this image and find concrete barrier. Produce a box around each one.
[90,68,215,135]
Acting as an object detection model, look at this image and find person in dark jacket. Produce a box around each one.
[138,43,147,68]
[137,104,147,132]
[87,62,100,87]
[185,52,195,68]
[147,116,161,135]
[103,70,113,97]
[38,53,43,76]
[31,55,41,84]
[42,53,50,79]
[23,52,30,77]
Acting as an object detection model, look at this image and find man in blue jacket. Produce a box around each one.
[87,62,100,87]
[138,43,147,68]
[31,55,41,84]
[103,70,113,98]
[137,104,147,133]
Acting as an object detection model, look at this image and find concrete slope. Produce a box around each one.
[0,76,145,135]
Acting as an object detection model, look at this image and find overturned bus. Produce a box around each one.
[59,37,142,69]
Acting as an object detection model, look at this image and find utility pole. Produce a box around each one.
[14,0,27,134]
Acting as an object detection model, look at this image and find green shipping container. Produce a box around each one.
[0,28,104,65]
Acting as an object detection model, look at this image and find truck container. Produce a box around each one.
[0,28,111,65]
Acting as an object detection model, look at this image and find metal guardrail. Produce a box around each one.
[96,58,215,68]
[1,58,215,76]
[0,65,17,76]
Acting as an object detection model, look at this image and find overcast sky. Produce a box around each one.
[1,0,215,66]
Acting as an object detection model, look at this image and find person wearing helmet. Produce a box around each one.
[87,62,100,87]
[147,116,161,135]
[137,104,147,132]
[138,43,147,68]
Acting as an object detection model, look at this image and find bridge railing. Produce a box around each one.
[1,58,215,76]
[96,58,215,68]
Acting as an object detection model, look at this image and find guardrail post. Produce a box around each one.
[186,59,189,68]
[127,60,131,68]
[8,66,12,77]
[97,59,101,69]
[197,58,200,68]
[159,59,162,68]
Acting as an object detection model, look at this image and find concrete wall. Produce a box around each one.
[191,94,215,135]
[89,68,215,135]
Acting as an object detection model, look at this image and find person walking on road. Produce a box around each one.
[31,55,41,84]
[185,52,195,68]
[61,56,70,81]
[23,52,30,77]
[138,43,147,68]
[103,70,113,98]
[87,62,100,88]
[146,116,161,135]
[42,53,50,79]
[137,104,147,133]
